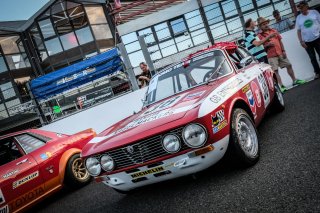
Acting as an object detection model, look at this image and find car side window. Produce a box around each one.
[14,134,46,154]
[0,139,23,166]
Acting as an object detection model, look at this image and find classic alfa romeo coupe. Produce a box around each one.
[82,42,285,193]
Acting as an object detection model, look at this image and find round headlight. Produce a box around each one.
[85,157,101,176]
[100,155,115,171]
[162,134,181,153]
[182,124,207,148]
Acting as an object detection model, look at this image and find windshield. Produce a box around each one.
[145,50,232,105]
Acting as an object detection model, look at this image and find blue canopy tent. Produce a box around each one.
[30,48,123,100]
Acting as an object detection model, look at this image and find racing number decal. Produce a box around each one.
[257,73,270,108]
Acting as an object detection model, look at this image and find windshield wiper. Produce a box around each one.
[206,58,226,84]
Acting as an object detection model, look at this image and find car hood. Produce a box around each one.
[82,87,211,156]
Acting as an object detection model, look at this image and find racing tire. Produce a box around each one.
[271,84,285,113]
[64,154,92,189]
[227,108,260,167]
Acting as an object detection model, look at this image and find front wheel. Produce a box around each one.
[228,108,260,167]
[271,84,285,113]
[64,154,91,189]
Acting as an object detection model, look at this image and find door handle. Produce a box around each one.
[16,158,29,165]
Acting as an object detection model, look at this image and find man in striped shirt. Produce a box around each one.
[244,18,276,63]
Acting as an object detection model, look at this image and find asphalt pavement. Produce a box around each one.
[31,79,320,213]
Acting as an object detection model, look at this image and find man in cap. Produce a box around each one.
[244,18,275,64]
[272,10,295,33]
[258,17,305,92]
[296,1,320,79]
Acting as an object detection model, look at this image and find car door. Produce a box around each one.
[0,136,43,213]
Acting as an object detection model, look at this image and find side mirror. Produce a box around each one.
[239,56,254,68]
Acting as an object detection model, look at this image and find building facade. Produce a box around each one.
[0,0,116,120]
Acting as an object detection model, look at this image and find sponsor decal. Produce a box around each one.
[184,91,205,101]
[13,171,39,189]
[0,189,5,205]
[0,205,8,213]
[242,84,250,93]
[40,152,52,160]
[131,167,164,178]
[212,109,228,134]
[250,81,262,108]
[56,67,96,86]
[3,169,19,179]
[257,73,270,108]
[246,89,256,116]
[10,187,44,209]
[218,78,243,97]
[199,65,267,118]
[210,95,221,103]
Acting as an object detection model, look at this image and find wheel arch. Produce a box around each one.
[229,98,255,124]
[58,148,81,184]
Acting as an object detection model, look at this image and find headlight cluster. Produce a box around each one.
[162,134,181,153]
[161,124,207,153]
[85,155,115,176]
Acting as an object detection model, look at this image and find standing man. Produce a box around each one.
[137,62,151,88]
[296,1,320,79]
[244,18,276,63]
[258,17,305,93]
[272,10,295,33]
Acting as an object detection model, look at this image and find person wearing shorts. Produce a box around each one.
[257,17,305,92]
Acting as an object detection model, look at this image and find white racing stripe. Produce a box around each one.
[198,64,269,118]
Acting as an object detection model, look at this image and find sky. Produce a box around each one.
[0,0,49,21]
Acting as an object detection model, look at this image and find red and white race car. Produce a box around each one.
[82,42,285,193]
[0,128,96,212]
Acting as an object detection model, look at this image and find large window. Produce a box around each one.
[85,6,112,40]
[60,32,78,50]
[75,26,94,45]
[122,9,208,67]
[0,36,30,70]
[0,82,15,100]
[204,0,292,41]
[45,38,63,56]
[39,19,56,39]
[31,1,113,74]
[0,57,7,73]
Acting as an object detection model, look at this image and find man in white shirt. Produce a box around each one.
[296,1,320,79]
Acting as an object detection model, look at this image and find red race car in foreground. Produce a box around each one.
[0,128,96,212]
[82,42,285,193]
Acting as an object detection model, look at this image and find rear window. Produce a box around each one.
[15,134,47,154]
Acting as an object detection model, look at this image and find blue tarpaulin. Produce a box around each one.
[31,48,123,100]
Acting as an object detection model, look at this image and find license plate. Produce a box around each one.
[131,166,164,178]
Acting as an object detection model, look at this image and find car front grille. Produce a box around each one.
[99,127,190,171]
